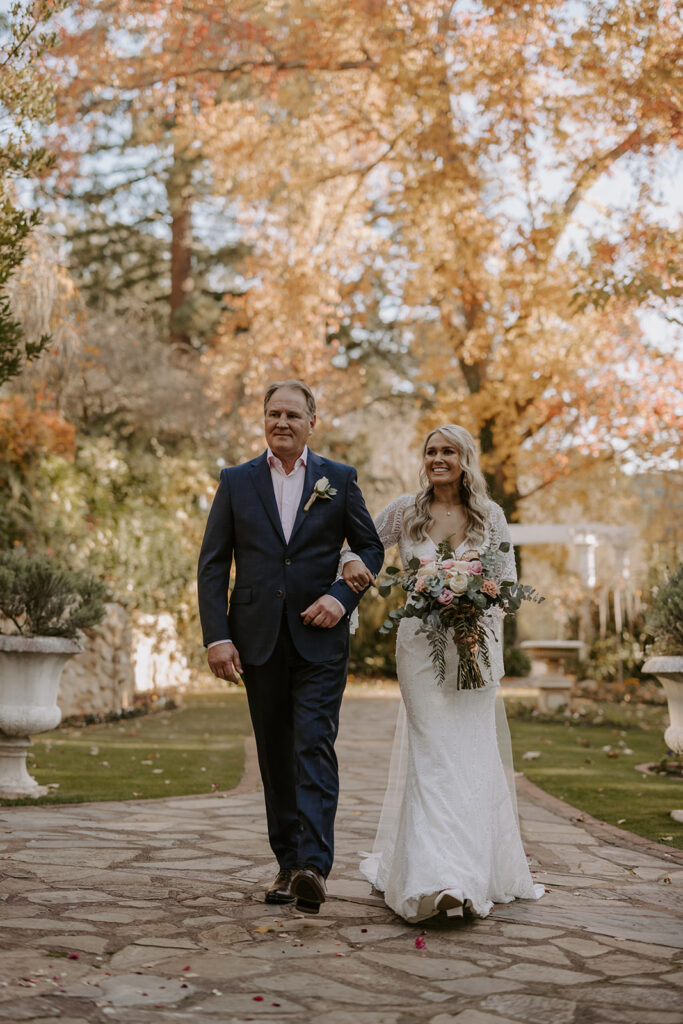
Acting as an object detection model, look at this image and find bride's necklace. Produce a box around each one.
[435,500,463,517]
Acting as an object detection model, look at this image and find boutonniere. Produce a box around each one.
[303,475,338,511]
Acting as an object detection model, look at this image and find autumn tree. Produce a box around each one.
[41,2,682,486]
[200,0,682,511]
[46,1,375,351]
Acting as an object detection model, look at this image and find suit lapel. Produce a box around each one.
[287,451,324,547]
[249,453,286,545]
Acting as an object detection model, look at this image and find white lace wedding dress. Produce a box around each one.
[359,495,544,922]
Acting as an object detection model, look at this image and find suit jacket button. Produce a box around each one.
[284,558,292,565]
[275,589,284,598]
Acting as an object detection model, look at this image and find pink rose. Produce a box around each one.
[440,559,457,570]
[481,579,499,597]
[419,556,434,566]
[437,589,455,605]
[415,578,428,592]
[466,560,483,575]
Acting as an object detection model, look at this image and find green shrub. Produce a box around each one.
[580,630,647,685]
[0,548,106,638]
[503,646,532,677]
[646,564,683,656]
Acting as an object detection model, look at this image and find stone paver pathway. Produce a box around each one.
[1,694,682,1024]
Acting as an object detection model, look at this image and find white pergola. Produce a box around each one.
[509,522,636,637]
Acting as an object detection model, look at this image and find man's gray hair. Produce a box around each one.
[263,380,317,418]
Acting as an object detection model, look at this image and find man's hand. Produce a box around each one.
[207,641,244,684]
[301,595,345,629]
[342,558,375,593]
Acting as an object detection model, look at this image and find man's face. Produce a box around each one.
[264,387,316,462]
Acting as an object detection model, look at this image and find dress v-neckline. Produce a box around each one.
[425,533,468,556]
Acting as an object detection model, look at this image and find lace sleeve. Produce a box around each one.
[338,493,413,570]
[374,494,414,551]
[488,502,517,585]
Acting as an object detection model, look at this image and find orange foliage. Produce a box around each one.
[0,396,76,470]
[46,1,682,500]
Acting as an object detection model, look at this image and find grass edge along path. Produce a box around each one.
[2,689,682,854]
[508,714,683,851]
[0,691,253,806]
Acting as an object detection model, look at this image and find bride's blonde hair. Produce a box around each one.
[404,425,491,546]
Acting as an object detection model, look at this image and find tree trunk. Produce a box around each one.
[168,148,193,349]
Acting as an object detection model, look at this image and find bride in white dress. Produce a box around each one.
[343,425,544,922]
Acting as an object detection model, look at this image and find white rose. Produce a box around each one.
[447,572,468,595]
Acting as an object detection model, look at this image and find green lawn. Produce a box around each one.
[4,691,682,854]
[1,691,253,806]
[509,711,683,850]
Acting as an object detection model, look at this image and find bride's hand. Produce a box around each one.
[343,559,375,593]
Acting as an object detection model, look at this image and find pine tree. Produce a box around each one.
[0,0,65,384]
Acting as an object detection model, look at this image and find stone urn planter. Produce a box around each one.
[642,656,683,756]
[0,635,83,798]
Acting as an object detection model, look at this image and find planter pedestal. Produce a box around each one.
[643,655,683,823]
[643,656,683,755]
[0,737,47,797]
[0,635,82,799]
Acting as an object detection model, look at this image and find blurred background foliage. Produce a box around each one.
[0,0,681,680]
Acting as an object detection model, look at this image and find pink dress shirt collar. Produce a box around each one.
[266,446,309,473]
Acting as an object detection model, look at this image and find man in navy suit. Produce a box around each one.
[197,380,383,913]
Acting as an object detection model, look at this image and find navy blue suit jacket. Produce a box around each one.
[197,450,384,665]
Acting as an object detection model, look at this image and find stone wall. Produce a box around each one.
[58,603,134,718]
[132,611,191,693]
[57,605,191,718]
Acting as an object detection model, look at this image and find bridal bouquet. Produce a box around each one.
[378,541,543,689]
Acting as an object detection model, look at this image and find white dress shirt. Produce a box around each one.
[267,446,308,541]
[208,447,345,648]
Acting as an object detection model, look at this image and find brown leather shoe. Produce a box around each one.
[292,865,326,914]
[265,868,296,904]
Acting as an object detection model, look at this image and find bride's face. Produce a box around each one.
[424,432,463,487]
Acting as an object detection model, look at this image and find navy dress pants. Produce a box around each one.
[242,612,348,877]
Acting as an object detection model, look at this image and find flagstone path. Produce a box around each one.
[1,693,682,1024]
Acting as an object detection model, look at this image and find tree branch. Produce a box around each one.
[561,128,655,226]
[520,449,617,501]
[74,52,377,96]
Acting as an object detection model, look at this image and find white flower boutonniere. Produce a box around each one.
[303,475,338,511]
